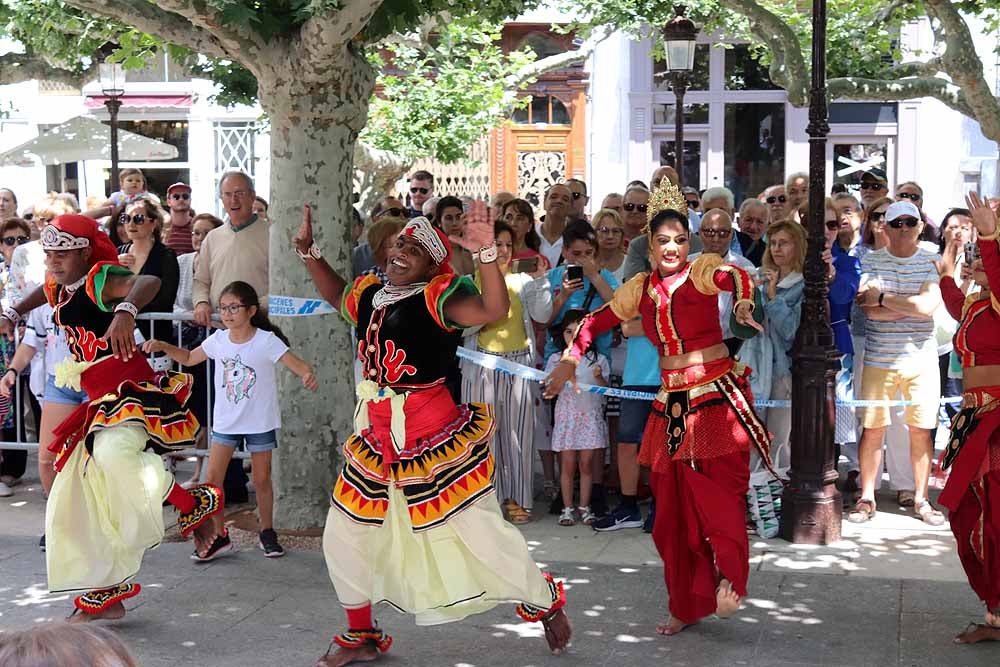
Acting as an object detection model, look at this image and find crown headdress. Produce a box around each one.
[647,178,688,223]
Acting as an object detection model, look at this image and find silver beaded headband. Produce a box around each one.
[41,224,89,251]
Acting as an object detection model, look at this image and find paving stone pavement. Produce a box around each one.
[1,463,997,666]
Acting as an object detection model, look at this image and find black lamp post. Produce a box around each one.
[661,5,698,188]
[779,0,843,544]
[99,62,125,192]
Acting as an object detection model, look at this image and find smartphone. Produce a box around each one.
[964,241,980,267]
[567,264,584,282]
[512,257,539,274]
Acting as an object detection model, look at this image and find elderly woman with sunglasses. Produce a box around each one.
[117,196,179,347]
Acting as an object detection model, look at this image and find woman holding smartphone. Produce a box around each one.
[461,221,551,523]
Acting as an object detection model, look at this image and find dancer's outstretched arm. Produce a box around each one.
[293,203,348,308]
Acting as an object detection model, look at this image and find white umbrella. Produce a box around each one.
[0,115,178,167]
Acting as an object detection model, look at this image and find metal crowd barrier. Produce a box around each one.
[0,311,249,461]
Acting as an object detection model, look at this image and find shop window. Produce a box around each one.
[658,140,702,190]
[654,44,711,91]
[118,120,189,162]
[653,103,710,126]
[512,95,570,125]
[723,103,785,202]
[725,45,780,91]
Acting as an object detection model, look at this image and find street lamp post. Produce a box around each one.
[779,0,843,544]
[661,5,698,188]
[99,62,126,193]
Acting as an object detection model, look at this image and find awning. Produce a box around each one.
[84,95,193,109]
[0,115,178,167]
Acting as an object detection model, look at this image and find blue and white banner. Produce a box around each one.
[268,295,337,317]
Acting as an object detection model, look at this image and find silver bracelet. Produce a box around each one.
[2,306,18,324]
[477,243,498,264]
[296,244,322,262]
[114,302,138,319]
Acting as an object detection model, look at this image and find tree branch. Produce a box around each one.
[924,0,1000,142]
[60,0,230,60]
[353,140,409,216]
[866,0,913,31]
[889,57,943,79]
[0,53,90,87]
[504,25,613,89]
[718,0,809,106]
[298,0,386,77]
[828,75,975,117]
[152,0,265,57]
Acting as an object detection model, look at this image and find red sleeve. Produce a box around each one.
[980,239,1000,312]
[564,303,623,363]
[939,276,966,322]
[713,264,754,304]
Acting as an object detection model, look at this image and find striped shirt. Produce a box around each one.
[860,247,940,369]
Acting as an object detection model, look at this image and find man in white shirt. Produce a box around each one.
[689,209,755,355]
[536,184,572,267]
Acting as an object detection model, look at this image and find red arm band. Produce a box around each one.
[713,264,754,305]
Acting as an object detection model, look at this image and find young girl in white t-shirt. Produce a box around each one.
[144,281,318,561]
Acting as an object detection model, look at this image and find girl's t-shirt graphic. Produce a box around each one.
[202,328,289,434]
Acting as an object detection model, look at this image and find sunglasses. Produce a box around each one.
[596,226,623,236]
[868,211,885,222]
[825,220,839,231]
[623,202,648,213]
[218,304,248,315]
[120,214,149,225]
[766,195,787,204]
[860,182,885,191]
[170,192,191,200]
[887,217,920,229]
[571,192,586,200]
[410,187,429,195]
[700,229,732,238]
[2,235,29,246]
[685,198,700,205]
[897,192,921,201]
[378,208,405,218]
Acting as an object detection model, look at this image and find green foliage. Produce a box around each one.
[360,17,535,162]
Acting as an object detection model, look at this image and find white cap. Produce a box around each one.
[885,200,920,222]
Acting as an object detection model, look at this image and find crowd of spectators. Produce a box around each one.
[2,163,999,542]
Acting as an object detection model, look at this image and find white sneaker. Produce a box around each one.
[0,482,13,497]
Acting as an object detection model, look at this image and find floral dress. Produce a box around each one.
[545,352,609,451]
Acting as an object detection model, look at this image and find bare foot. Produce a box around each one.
[68,601,126,623]
[715,579,740,618]
[541,608,572,655]
[656,616,692,636]
[987,609,1000,628]
[192,521,217,558]
[954,623,1000,644]
[315,644,379,666]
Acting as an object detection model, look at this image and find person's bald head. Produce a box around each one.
[698,208,734,256]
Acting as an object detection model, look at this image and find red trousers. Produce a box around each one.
[950,470,1000,611]
[651,449,750,624]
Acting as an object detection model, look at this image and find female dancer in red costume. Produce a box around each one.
[545,203,771,636]
[292,204,571,666]
[937,193,1000,644]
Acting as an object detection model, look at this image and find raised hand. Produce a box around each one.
[935,242,958,279]
[294,203,315,254]
[450,200,493,253]
[965,192,998,237]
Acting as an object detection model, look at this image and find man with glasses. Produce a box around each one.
[762,184,787,222]
[689,209,755,356]
[620,186,650,242]
[193,171,268,329]
[858,169,888,209]
[371,196,407,223]
[850,200,945,527]
[406,170,434,218]
[566,178,590,220]
[895,180,939,245]
[164,182,195,255]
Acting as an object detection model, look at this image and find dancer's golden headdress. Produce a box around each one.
[647,178,688,223]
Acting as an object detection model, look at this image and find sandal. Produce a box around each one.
[914,500,945,526]
[506,502,532,525]
[846,498,876,523]
[896,490,916,508]
[558,507,576,526]
[541,481,558,501]
[578,506,596,525]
